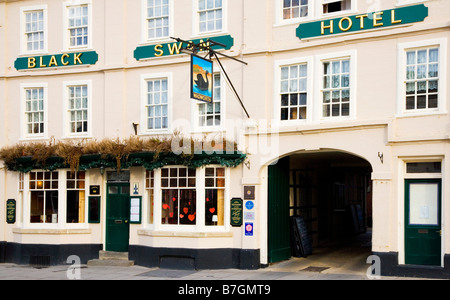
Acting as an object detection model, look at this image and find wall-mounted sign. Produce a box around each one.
[134,35,234,60]
[6,199,16,224]
[230,198,243,227]
[14,51,99,71]
[296,4,428,40]
[245,200,254,211]
[90,185,100,195]
[245,222,254,237]
[130,196,142,224]
[191,54,213,103]
[244,186,255,200]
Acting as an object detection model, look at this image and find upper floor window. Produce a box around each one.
[21,6,47,54]
[405,47,439,111]
[280,63,308,121]
[146,0,170,40]
[64,1,91,50]
[22,85,46,138]
[283,0,309,20]
[142,75,171,133]
[196,73,223,129]
[68,5,89,47]
[64,81,91,137]
[398,39,447,116]
[323,0,352,14]
[322,58,351,118]
[198,0,223,33]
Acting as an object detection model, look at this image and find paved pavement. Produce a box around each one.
[0,260,425,281]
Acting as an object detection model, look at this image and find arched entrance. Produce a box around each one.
[268,150,373,265]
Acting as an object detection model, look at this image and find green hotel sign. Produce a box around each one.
[134,35,234,60]
[296,4,428,40]
[14,51,99,71]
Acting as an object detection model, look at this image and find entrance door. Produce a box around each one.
[405,179,441,266]
[106,182,130,252]
[268,157,291,263]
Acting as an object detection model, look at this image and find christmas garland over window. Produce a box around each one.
[0,135,246,173]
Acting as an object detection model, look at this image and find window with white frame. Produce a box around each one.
[198,0,223,33]
[322,0,352,14]
[322,58,351,117]
[405,47,439,111]
[283,0,309,20]
[146,0,170,40]
[161,167,197,225]
[280,63,308,121]
[29,171,59,223]
[197,73,222,128]
[24,87,45,136]
[205,167,225,226]
[24,9,45,52]
[67,85,89,134]
[145,78,169,130]
[146,170,154,224]
[65,2,90,49]
[66,171,86,223]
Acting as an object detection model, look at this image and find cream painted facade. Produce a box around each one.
[0,0,449,277]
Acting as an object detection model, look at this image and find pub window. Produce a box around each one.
[24,10,45,52]
[280,63,308,121]
[146,78,169,130]
[198,73,222,128]
[161,167,196,225]
[205,167,225,226]
[66,171,86,223]
[67,4,89,48]
[24,87,45,136]
[283,0,309,20]
[405,47,439,111]
[323,0,351,14]
[67,85,89,134]
[322,58,351,117]
[198,0,223,33]
[146,0,170,40]
[29,171,59,223]
[146,170,154,224]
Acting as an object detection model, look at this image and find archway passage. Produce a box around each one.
[268,150,373,267]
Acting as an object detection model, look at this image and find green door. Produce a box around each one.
[405,179,441,266]
[268,157,291,263]
[106,182,130,252]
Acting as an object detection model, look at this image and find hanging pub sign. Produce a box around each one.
[14,51,99,71]
[296,4,428,40]
[191,54,213,103]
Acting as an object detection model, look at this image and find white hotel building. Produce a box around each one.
[0,0,449,278]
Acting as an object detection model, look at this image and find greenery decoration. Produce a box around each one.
[0,134,246,173]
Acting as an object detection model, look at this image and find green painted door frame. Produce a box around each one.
[106,182,130,252]
[405,179,442,266]
[268,157,291,263]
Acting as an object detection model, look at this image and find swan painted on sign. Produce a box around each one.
[194,71,210,91]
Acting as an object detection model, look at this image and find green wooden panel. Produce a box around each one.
[268,157,291,263]
[106,183,130,252]
[405,179,441,266]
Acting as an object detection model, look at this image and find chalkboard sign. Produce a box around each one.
[290,216,312,257]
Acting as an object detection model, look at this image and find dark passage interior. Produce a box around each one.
[268,150,373,265]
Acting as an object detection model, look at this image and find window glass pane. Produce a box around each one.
[409,183,439,225]
[406,162,441,174]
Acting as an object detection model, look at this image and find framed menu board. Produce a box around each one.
[130,196,142,224]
